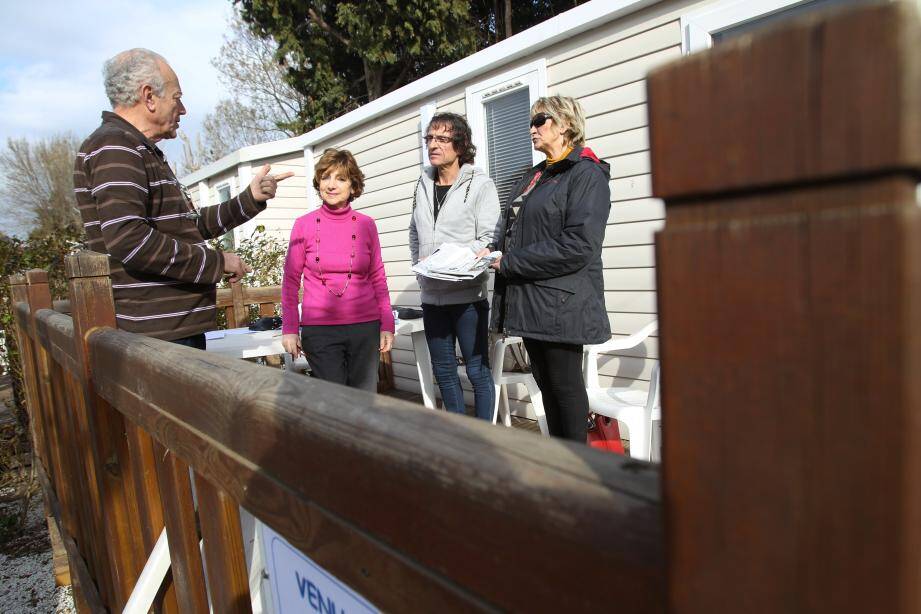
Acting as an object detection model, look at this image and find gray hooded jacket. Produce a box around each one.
[408,164,501,306]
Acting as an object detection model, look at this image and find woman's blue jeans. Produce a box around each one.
[422,300,495,420]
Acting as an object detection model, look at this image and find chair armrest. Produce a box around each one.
[583,321,658,390]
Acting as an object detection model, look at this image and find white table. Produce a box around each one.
[207,322,437,409]
[394,318,436,409]
[205,328,287,359]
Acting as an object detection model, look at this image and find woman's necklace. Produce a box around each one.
[313,212,357,297]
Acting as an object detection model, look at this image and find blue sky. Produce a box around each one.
[0,0,234,176]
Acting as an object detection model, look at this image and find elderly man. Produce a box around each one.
[74,48,292,348]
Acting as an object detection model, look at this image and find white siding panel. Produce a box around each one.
[549,21,680,84]
[375,213,412,234]
[353,181,415,209]
[381,245,412,262]
[610,198,664,224]
[379,229,410,248]
[350,134,419,167]
[335,112,420,155]
[592,127,648,158]
[602,245,655,268]
[361,149,420,180]
[605,291,656,313]
[603,268,656,291]
[362,166,421,195]
[360,199,412,221]
[609,312,657,336]
[384,260,414,277]
[586,104,648,141]
[550,46,681,98]
[603,219,663,248]
[607,150,650,179]
[436,96,466,116]
[580,80,647,118]
[611,174,653,202]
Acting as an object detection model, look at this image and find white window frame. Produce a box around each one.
[682,0,819,54]
[464,59,547,170]
[418,101,437,167]
[215,181,232,204]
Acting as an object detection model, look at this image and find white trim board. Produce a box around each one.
[181,0,660,185]
[465,59,548,170]
[681,0,819,53]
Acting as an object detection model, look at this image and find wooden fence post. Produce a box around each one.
[649,2,921,612]
[65,251,157,610]
[153,443,210,613]
[229,280,246,327]
[19,270,104,610]
[8,275,46,468]
[194,472,252,614]
[9,275,71,587]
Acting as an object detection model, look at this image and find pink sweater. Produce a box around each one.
[281,203,395,334]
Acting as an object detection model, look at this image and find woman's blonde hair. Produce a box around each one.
[313,148,365,199]
[531,95,586,147]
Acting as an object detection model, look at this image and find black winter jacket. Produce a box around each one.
[490,146,611,345]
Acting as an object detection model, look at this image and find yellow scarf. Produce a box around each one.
[546,146,573,166]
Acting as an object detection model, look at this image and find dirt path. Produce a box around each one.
[0,374,75,613]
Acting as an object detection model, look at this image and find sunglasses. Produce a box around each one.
[530,113,552,128]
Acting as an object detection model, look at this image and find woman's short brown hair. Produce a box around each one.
[531,95,586,147]
[313,148,365,199]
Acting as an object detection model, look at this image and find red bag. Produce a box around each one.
[587,413,625,455]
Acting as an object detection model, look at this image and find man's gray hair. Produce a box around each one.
[102,48,168,108]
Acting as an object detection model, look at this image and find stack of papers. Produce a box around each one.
[412,243,501,282]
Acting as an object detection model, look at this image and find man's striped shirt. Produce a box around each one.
[74,112,265,340]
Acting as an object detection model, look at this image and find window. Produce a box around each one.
[683,0,864,53]
[216,184,235,250]
[465,59,546,206]
[484,88,534,207]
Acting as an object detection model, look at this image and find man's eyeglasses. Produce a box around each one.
[530,113,552,129]
[424,135,454,144]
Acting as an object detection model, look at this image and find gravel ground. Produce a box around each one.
[0,491,75,613]
[1,372,75,613]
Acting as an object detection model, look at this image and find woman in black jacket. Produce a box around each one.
[491,95,611,442]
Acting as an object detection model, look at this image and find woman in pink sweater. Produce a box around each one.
[281,148,395,391]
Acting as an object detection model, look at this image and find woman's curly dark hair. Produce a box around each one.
[426,112,476,166]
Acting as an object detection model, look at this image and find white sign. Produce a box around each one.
[261,524,379,614]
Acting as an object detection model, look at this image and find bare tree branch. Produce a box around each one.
[306,7,352,46]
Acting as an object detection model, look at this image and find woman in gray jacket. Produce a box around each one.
[409,113,501,420]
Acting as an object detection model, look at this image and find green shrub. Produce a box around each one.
[0,228,85,426]
[210,225,287,326]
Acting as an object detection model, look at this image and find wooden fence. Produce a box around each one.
[9,2,921,612]
[216,284,280,329]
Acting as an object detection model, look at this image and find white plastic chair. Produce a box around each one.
[583,321,660,461]
[490,336,549,436]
